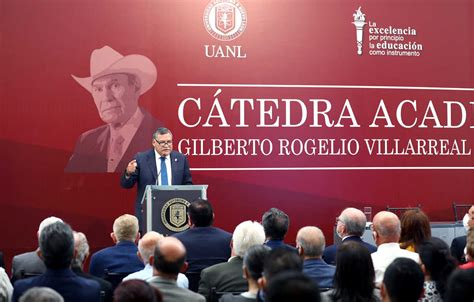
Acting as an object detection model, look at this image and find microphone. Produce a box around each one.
[155,165,162,186]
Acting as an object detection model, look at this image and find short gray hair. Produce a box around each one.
[153,127,172,139]
[72,231,89,267]
[232,221,265,257]
[19,287,64,302]
[296,226,325,257]
[38,216,63,237]
[113,214,139,242]
[339,208,366,237]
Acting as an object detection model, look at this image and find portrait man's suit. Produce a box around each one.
[120,149,193,226]
[11,251,46,284]
[66,109,162,173]
[451,235,467,264]
[198,256,247,300]
[322,236,377,265]
[12,268,101,302]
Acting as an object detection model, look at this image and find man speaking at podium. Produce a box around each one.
[120,127,193,228]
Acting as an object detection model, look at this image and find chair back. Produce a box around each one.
[103,269,133,291]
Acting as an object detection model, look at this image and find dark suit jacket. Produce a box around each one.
[173,227,232,273]
[88,241,144,278]
[65,108,163,173]
[451,235,467,264]
[120,149,193,226]
[72,267,113,302]
[303,258,336,289]
[264,240,297,253]
[11,250,46,284]
[198,256,247,301]
[322,236,377,265]
[12,268,101,302]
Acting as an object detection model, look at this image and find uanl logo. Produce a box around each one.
[203,0,248,59]
[352,6,423,57]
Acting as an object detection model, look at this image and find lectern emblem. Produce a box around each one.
[161,198,191,232]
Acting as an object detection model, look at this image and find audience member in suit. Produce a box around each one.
[418,237,456,301]
[148,237,205,302]
[220,245,271,302]
[399,209,431,252]
[120,127,193,229]
[173,199,232,290]
[257,248,303,302]
[380,258,424,302]
[266,271,320,302]
[123,231,188,288]
[321,241,380,302]
[89,214,144,278]
[261,208,296,252]
[18,287,64,302]
[444,268,474,302]
[296,226,335,289]
[72,231,113,302]
[450,205,474,264]
[114,279,162,302]
[199,220,265,300]
[322,208,376,265]
[12,222,101,302]
[0,266,13,302]
[371,211,420,287]
[11,216,63,283]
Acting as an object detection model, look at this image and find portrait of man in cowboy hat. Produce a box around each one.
[65,46,163,173]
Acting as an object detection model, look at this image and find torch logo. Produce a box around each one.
[352,7,366,55]
[204,0,247,41]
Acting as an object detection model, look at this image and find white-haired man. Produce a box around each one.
[198,220,266,300]
[66,45,163,173]
[72,231,113,302]
[123,231,189,288]
[11,216,63,283]
[371,211,420,287]
[89,214,144,277]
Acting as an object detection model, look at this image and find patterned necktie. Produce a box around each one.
[160,157,169,185]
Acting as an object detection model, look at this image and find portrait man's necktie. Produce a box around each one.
[160,157,169,185]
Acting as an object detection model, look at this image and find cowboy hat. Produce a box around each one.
[71,46,157,95]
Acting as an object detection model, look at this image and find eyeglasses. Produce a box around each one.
[155,139,173,146]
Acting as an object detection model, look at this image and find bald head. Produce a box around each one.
[153,237,186,277]
[372,211,401,244]
[296,226,325,258]
[138,231,164,265]
[339,207,367,237]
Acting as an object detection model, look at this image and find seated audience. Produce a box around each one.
[266,271,320,302]
[450,205,474,264]
[459,228,474,269]
[0,266,12,302]
[72,231,113,302]
[323,208,376,265]
[296,226,335,288]
[11,216,63,283]
[89,214,144,278]
[220,245,271,302]
[114,279,162,302]
[148,237,205,302]
[261,208,296,252]
[12,222,101,302]
[173,199,232,291]
[18,287,64,302]
[123,231,188,288]
[321,241,380,302]
[418,237,457,301]
[199,220,265,300]
[370,211,420,286]
[399,209,431,252]
[380,258,424,302]
[444,268,474,302]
